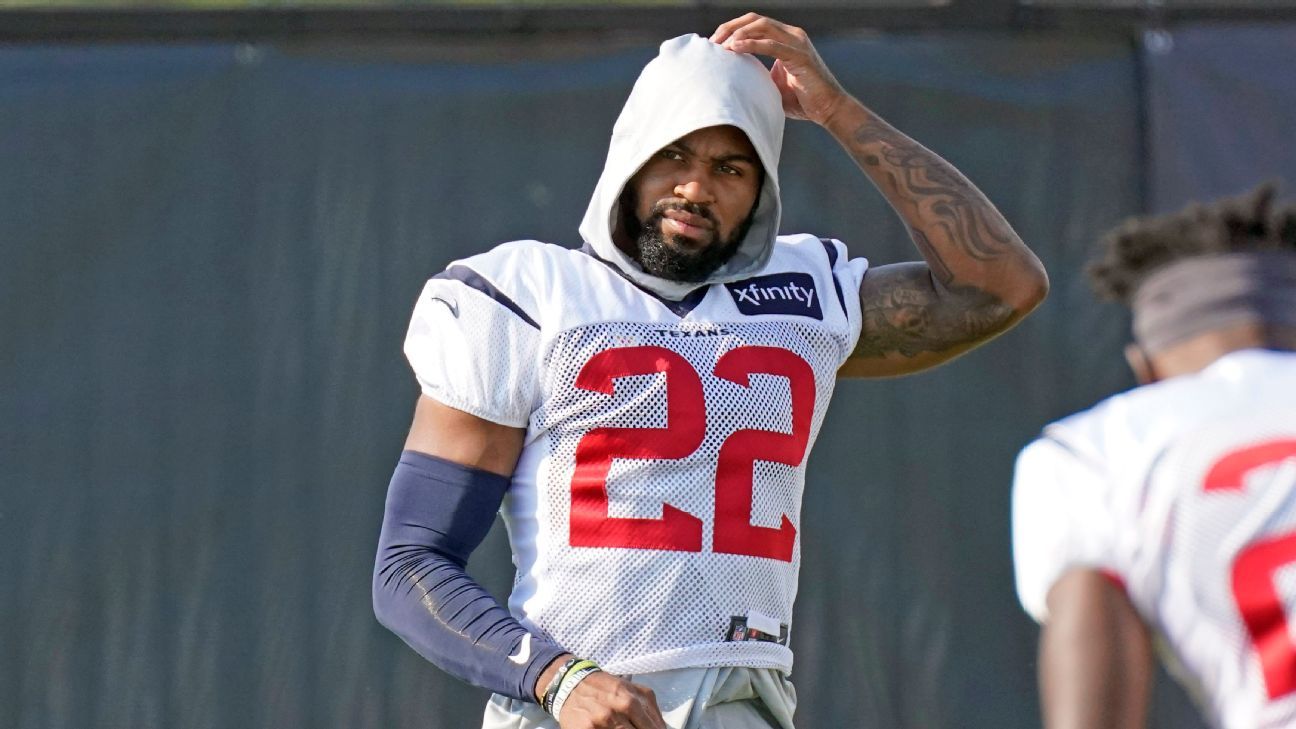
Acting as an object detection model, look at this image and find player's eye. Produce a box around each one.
[717,164,741,176]
[660,149,685,161]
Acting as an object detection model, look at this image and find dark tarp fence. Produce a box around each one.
[3,23,1291,729]
[1144,24,1296,212]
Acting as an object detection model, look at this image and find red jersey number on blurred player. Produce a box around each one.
[1213,440,1296,699]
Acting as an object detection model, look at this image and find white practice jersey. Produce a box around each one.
[405,235,867,675]
[1013,349,1296,729]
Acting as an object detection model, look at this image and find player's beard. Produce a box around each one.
[619,188,755,284]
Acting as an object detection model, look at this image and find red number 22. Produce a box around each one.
[569,345,814,563]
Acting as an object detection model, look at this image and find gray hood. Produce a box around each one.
[579,33,785,300]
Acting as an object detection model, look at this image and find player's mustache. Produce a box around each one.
[646,200,717,228]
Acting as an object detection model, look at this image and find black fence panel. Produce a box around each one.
[1145,23,1296,210]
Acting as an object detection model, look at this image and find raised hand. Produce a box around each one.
[710,13,850,126]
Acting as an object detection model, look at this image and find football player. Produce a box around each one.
[1013,184,1296,729]
[375,14,1048,729]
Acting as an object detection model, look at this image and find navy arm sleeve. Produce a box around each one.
[372,450,567,701]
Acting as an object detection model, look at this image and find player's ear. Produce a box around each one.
[1124,343,1157,385]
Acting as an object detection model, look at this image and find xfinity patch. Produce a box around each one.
[726,273,822,320]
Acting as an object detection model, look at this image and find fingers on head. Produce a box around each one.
[724,24,807,60]
[728,37,799,62]
[711,11,764,42]
[730,16,805,44]
[730,18,777,43]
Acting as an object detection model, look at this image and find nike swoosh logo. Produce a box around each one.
[429,296,459,318]
[508,634,531,665]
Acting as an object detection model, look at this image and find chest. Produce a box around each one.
[535,319,842,440]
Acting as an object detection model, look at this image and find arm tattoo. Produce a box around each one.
[853,264,1015,360]
[845,116,1029,362]
[854,119,1017,264]
[910,229,953,287]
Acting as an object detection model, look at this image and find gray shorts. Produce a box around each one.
[481,666,796,729]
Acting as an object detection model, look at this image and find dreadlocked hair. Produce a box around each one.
[1087,182,1296,304]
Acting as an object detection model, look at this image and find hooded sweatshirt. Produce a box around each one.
[579,33,785,300]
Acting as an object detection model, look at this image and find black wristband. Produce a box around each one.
[541,656,581,714]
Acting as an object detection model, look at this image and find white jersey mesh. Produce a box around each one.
[406,235,867,676]
[1148,416,1296,729]
[405,274,541,428]
[1013,349,1296,729]
[517,320,843,674]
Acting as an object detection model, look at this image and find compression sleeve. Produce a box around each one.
[372,450,566,701]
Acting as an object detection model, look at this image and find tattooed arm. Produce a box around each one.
[831,110,1047,376]
[713,14,1049,378]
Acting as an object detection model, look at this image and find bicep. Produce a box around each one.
[404,395,526,478]
[1039,568,1152,729]
[839,261,1015,378]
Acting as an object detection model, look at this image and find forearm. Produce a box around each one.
[373,547,563,700]
[824,97,1047,310]
[372,450,566,701]
[1039,569,1152,729]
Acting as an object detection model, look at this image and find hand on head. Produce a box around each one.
[710,13,850,126]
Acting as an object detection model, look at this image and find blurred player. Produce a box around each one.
[375,13,1047,729]
[1013,185,1296,729]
